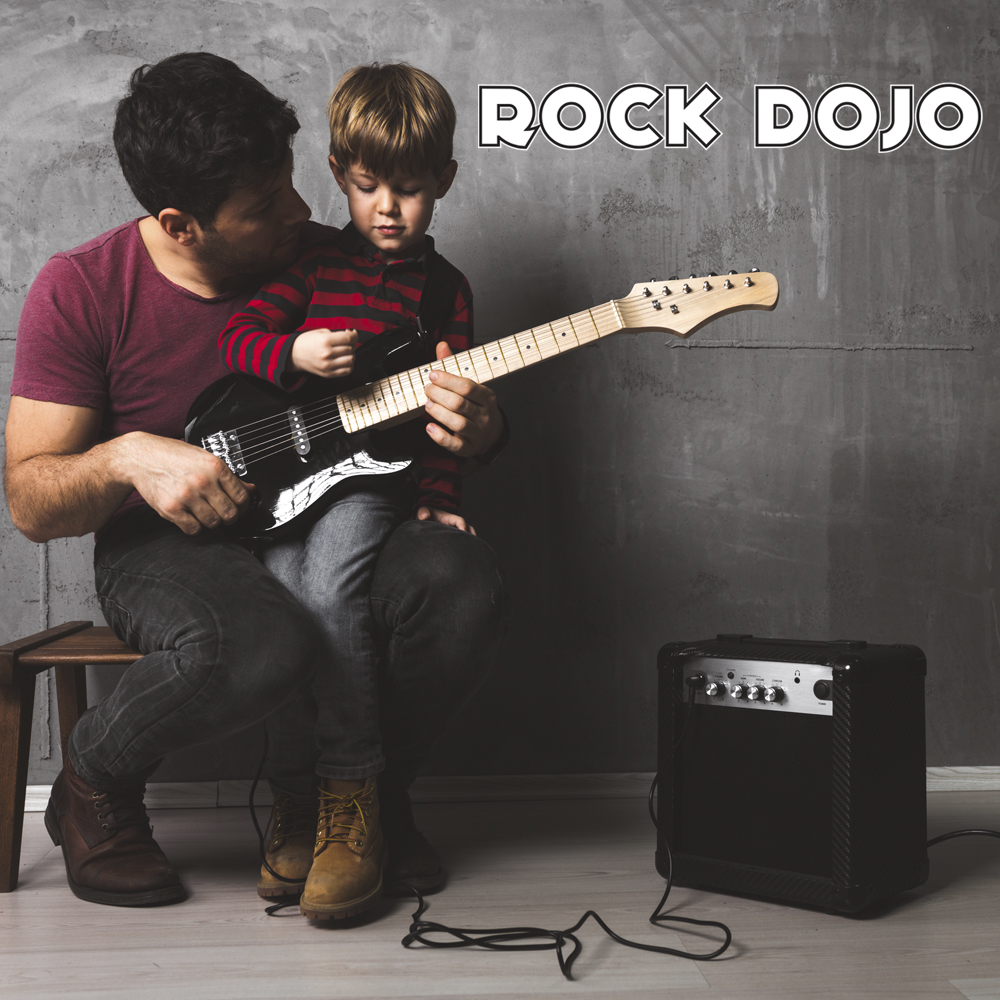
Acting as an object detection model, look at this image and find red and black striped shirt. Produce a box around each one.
[220,223,472,512]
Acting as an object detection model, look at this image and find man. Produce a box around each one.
[4,52,507,911]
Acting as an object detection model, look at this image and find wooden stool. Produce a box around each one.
[0,621,141,892]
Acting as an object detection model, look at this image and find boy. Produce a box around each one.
[219,63,474,919]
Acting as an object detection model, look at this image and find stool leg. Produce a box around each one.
[54,664,88,760]
[0,676,37,892]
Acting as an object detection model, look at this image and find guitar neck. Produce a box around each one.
[335,300,624,433]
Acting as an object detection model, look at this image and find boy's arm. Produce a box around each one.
[219,253,316,387]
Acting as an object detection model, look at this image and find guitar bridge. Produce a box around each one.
[288,406,311,460]
[202,430,247,476]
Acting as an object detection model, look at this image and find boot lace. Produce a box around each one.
[267,795,316,849]
[91,784,152,836]
[315,785,373,848]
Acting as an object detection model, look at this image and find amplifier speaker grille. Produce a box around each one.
[657,636,928,913]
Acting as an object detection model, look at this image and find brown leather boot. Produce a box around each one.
[257,794,316,898]
[44,756,184,906]
[299,776,386,920]
[381,789,445,895]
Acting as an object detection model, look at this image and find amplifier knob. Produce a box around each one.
[730,684,747,700]
[704,681,723,697]
[746,685,765,701]
[763,687,784,703]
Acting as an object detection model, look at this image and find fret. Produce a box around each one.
[514,329,543,366]
[498,335,526,371]
[452,350,480,381]
[471,345,500,380]
[548,318,579,351]
[592,304,619,337]
[387,373,411,414]
[370,379,392,422]
[480,342,510,378]
[441,354,462,377]
[336,396,354,433]
[572,308,601,344]
[531,324,561,360]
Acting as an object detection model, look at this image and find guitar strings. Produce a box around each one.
[216,301,628,465]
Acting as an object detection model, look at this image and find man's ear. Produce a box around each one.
[435,160,458,199]
[329,157,349,195]
[157,208,201,247]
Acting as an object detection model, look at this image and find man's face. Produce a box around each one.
[195,151,312,278]
[330,159,457,263]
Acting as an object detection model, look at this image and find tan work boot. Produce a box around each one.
[299,776,386,920]
[257,794,317,898]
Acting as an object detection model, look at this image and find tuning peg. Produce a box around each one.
[702,280,712,290]
[723,279,733,289]
[669,276,679,281]
[682,283,691,293]
[688,274,697,279]
[642,287,651,296]
[749,267,760,273]
[728,270,738,275]
[708,272,718,277]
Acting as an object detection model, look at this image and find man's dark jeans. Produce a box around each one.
[70,505,507,794]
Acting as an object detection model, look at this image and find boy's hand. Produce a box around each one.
[416,505,477,534]
[288,328,358,378]
[423,342,503,458]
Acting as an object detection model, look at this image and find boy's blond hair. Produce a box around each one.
[327,63,456,178]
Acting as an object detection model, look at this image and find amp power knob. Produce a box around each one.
[746,686,765,701]
[730,684,748,700]
[763,687,784,703]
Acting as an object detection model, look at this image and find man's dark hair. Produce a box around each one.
[114,52,300,228]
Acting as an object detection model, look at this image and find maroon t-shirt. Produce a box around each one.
[12,219,281,524]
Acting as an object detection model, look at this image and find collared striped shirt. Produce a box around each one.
[220,223,471,511]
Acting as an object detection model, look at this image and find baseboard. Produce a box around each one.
[22,767,1000,812]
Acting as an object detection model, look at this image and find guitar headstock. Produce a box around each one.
[615,271,779,338]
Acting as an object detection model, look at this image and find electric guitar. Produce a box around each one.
[185,270,779,536]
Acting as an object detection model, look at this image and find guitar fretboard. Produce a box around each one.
[335,300,624,433]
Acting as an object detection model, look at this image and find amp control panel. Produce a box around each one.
[682,658,833,717]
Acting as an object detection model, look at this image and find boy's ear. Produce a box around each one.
[329,157,349,195]
[435,160,458,199]
[157,208,201,247]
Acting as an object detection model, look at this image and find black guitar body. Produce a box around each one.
[184,325,432,537]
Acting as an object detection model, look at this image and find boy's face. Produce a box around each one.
[330,158,457,263]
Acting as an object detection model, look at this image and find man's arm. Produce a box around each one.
[5,396,254,542]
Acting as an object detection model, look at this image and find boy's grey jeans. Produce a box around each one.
[71,489,507,797]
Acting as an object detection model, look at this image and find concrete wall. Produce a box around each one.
[2,0,998,784]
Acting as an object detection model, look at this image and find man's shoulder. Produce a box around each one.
[48,219,141,272]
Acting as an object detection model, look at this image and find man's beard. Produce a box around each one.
[194,229,299,282]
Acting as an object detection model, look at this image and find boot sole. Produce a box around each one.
[257,880,306,898]
[299,874,383,920]
[45,801,187,907]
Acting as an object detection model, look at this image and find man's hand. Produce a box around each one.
[423,341,503,458]
[416,505,476,534]
[121,433,255,535]
[289,328,357,378]
[4,396,255,541]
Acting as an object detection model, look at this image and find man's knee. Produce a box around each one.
[372,519,508,641]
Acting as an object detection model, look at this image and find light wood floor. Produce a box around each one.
[1,792,998,1000]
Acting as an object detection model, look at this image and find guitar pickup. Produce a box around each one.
[202,430,247,476]
[288,406,311,459]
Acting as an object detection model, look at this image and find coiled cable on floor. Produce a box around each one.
[401,674,733,979]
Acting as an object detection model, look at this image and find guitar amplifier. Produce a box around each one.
[656,635,928,912]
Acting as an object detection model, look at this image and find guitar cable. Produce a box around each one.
[248,676,1000,977]
[249,676,735,979]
